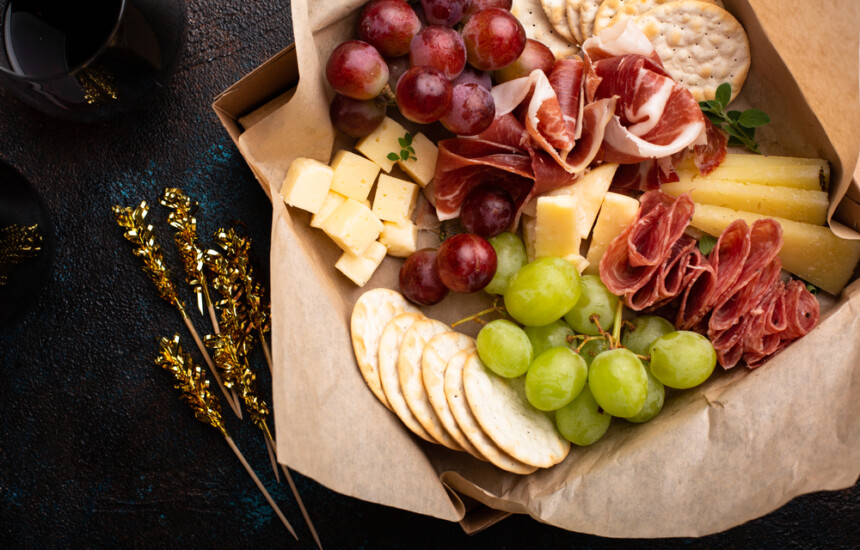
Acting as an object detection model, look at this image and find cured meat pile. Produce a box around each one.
[600,190,820,369]
[433,21,721,223]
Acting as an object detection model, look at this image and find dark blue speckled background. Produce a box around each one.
[0,1,857,548]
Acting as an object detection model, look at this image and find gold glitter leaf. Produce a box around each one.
[0,224,42,286]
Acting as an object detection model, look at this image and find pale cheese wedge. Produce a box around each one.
[379,220,418,258]
[321,198,383,256]
[372,174,419,223]
[355,116,408,173]
[330,150,380,202]
[335,241,387,287]
[584,192,640,275]
[534,195,587,269]
[691,204,860,295]
[310,191,347,229]
[674,154,828,191]
[397,132,438,187]
[280,157,333,214]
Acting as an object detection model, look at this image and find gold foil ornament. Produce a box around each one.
[155,335,297,539]
[0,223,42,286]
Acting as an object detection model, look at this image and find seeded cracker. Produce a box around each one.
[512,0,579,58]
[463,353,570,469]
[579,0,601,40]
[422,332,482,460]
[398,318,463,450]
[445,351,537,474]
[541,0,575,43]
[635,0,749,102]
[566,0,584,44]
[600,0,723,35]
[378,312,437,443]
[351,289,419,410]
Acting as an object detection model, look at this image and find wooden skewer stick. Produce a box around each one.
[224,435,298,540]
[181,312,243,418]
[259,329,273,374]
[269,434,323,549]
[263,432,281,482]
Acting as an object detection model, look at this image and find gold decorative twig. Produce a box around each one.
[0,224,42,286]
[155,336,297,539]
[112,202,242,417]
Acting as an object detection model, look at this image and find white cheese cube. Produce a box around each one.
[379,220,418,257]
[329,150,380,201]
[280,157,333,214]
[310,191,347,229]
[534,195,582,267]
[335,241,388,287]
[584,192,640,275]
[355,117,409,172]
[397,132,438,187]
[321,198,383,256]
[372,174,419,222]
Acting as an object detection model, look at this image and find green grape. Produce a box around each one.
[649,330,716,389]
[576,337,610,367]
[555,385,612,446]
[624,362,665,423]
[621,315,675,356]
[563,274,619,335]
[476,319,533,378]
[588,348,648,418]
[504,257,581,327]
[484,232,528,295]
[523,319,574,357]
[525,347,587,411]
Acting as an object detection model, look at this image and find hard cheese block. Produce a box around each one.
[691,204,860,295]
[321,198,383,256]
[335,241,387,287]
[330,150,380,201]
[584,192,641,275]
[372,174,419,222]
[310,191,347,229]
[661,179,829,225]
[379,220,418,258]
[534,195,588,271]
[280,157,333,214]
[355,116,408,173]
[397,132,437,187]
[674,154,828,191]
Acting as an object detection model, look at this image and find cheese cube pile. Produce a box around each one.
[282,116,437,287]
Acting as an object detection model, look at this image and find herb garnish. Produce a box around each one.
[698,234,718,256]
[387,132,417,163]
[699,83,770,154]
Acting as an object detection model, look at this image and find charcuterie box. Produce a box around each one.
[213,0,860,537]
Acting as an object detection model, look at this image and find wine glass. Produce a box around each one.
[0,0,187,122]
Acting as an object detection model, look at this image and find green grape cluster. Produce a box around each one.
[474,255,719,448]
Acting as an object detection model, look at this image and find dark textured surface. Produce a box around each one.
[0,1,857,548]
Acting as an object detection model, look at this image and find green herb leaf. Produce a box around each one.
[698,234,718,256]
[404,132,413,146]
[715,83,732,107]
[727,110,742,122]
[703,99,722,113]
[738,109,771,128]
[398,137,407,148]
[407,146,416,154]
[387,152,399,162]
[805,282,818,295]
[400,150,409,160]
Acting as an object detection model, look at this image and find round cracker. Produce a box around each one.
[635,0,749,102]
[512,0,580,59]
[445,351,537,474]
[602,0,722,34]
[378,312,437,443]
[351,289,419,410]
[566,0,584,44]
[592,0,626,36]
[422,332,482,460]
[398,318,462,450]
[579,0,601,40]
[541,0,574,42]
[463,353,570,469]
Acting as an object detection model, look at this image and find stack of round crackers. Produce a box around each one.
[351,289,570,474]
[518,0,750,102]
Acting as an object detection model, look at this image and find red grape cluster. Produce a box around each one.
[326,0,526,138]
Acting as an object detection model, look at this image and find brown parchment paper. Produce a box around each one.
[244,0,860,538]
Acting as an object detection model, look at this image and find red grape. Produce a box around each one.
[326,41,389,100]
[409,25,466,79]
[493,38,555,83]
[400,249,449,305]
[440,83,495,135]
[461,8,526,71]
[395,66,453,123]
[386,55,411,90]
[329,94,386,137]
[463,0,512,22]
[436,233,497,293]
[420,0,471,26]
[459,184,514,238]
[451,64,492,89]
[358,0,422,57]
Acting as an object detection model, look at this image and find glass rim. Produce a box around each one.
[0,0,128,82]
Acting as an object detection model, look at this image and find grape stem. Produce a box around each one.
[611,299,624,345]
[574,335,606,354]
[378,84,397,107]
[451,304,506,328]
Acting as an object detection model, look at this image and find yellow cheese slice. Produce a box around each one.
[584,192,640,275]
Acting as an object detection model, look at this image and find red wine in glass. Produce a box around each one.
[0,0,186,122]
